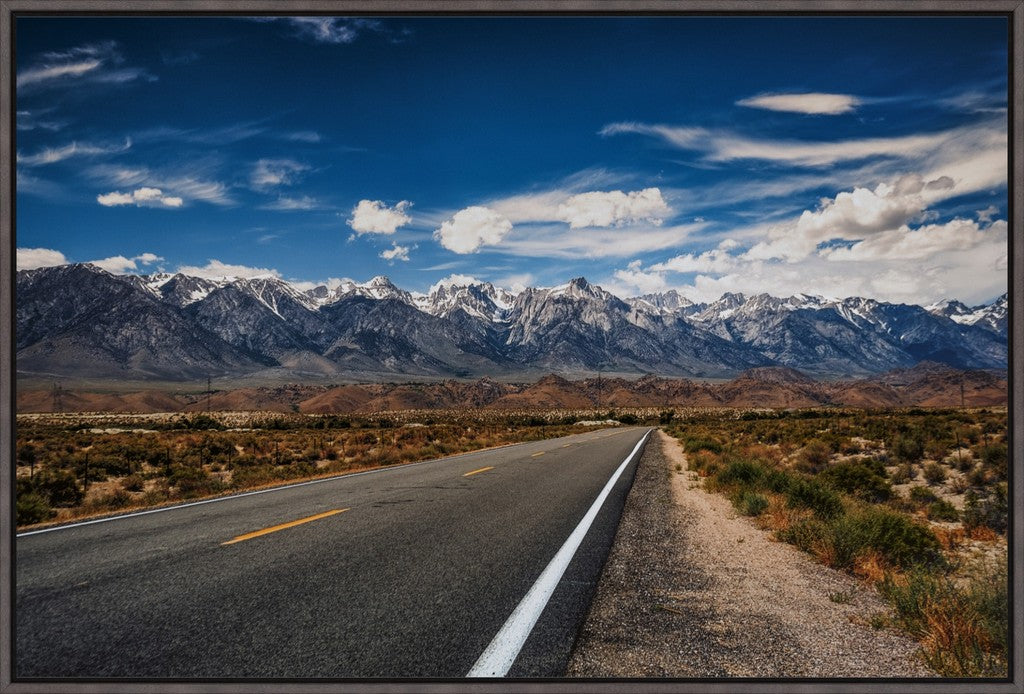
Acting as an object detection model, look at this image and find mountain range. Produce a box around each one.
[15,263,1008,382]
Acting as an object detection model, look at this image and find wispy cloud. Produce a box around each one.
[17,138,131,167]
[89,164,234,206]
[736,92,861,115]
[256,17,386,44]
[600,119,1003,168]
[17,41,152,89]
[261,195,323,211]
[16,109,67,132]
[250,158,310,190]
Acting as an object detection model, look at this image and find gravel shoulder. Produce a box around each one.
[566,429,936,678]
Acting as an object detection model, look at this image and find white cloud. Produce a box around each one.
[823,218,1000,262]
[16,247,68,270]
[651,243,739,274]
[348,199,412,234]
[379,243,412,262]
[250,159,310,190]
[429,274,481,294]
[262,195,321,211]
[601,120,1001,168]
[176,259,281,280]
[17,42,150,89]
[556,188,671,228]
[90,165,233,206]
[97,187,183,208]
[89,252,164,274]
[744,174,961,262]
[17,138,131,166]
[434,206,513,254]
[737,92,860,115]
[977,205,999,223]
[495,222,702,259]
[613,260,669,294]
[487,186,672,229]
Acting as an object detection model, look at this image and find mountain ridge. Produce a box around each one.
[15,263,1008,382]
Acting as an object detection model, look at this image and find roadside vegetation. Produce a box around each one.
[666,407,1008,677]
[15,409,623,529]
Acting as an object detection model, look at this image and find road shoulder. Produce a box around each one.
[566,429,934,678]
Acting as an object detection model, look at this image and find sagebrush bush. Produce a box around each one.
[732,489,769,517]
[927,500,960,522]
[819,461,892,503]
[785,478,844,519]
[923,462,947,486]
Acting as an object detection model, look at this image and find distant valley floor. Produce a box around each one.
[17,361,1007,414]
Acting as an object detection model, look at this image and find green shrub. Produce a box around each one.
[892,434,925,464]
[927,500,960,522]
[980,445,1007,481]
[716,458,767,488]
[819,461,893,503]
[795,439,832,474]
[685,438,722,454]
[34,470,84,507]
[909,486,939,504]
[121,474,145,492]
[923,462,947,486]
[732,489,769,517]
[962,485,1008,534]
[786,478,844,519]
[831,506,944,570]
[16,491,54,526]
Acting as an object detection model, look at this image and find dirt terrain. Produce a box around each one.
[17,363,1007,414]
[567,431,935,678]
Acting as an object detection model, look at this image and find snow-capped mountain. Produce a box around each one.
[927,294,1007,338]
[14,264,1009,382]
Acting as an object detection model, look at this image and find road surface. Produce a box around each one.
[16,426,650,679]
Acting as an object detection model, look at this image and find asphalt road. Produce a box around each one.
[15,426,650,679]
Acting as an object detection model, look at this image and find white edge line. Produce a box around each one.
[16,427,634,538]
[466,428,651,678]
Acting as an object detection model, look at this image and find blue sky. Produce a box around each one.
[15,16,1008,304]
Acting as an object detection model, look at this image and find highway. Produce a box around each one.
[15,426,650,679]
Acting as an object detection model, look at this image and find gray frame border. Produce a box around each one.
[0,1,1021,693]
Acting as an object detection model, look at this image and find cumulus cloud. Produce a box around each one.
[379,243,412,262]
[744,174,958,262]
[348,199,412,234]
[823,218,1002,262]
[434,206,513,254]
[613,260,669,294]
[17,138,131,167]
[736,92,861,115]
[89,252,165,274]
[557,188,671,228]
[176,259,282,280]
[250,159,310,190]
[97,187,183,208]
[651,241,740,274]
[16,247,68,270]
[977,205,999,223]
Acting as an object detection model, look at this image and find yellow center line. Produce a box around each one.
[463,466,494,477]
[561,444,571,448]
[221,509,348,546]
[531,451,546,457]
